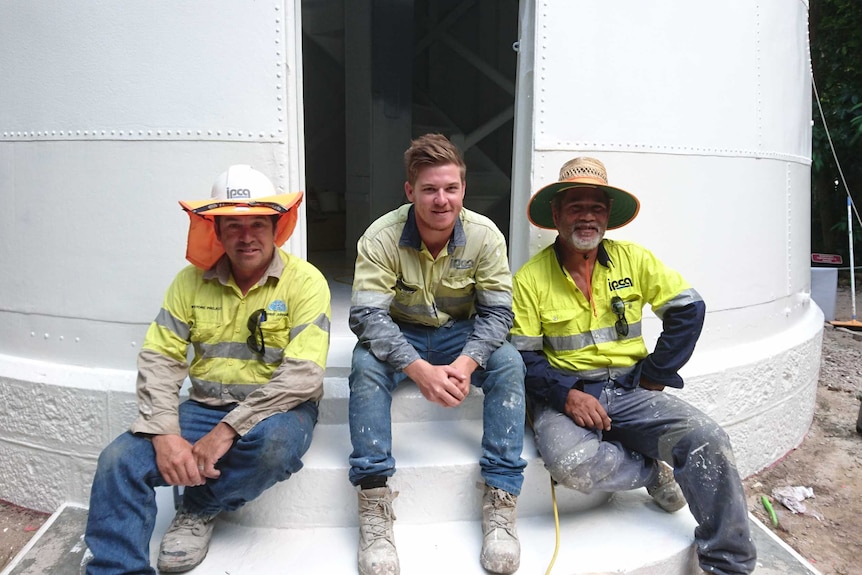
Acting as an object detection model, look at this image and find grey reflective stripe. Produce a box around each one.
[196,341,284,364]
[352,290,393,309]
[434,295,474,309]
[390,300,437,318]
[510,334,542,351]
[653,288,703,320]
[155,308,190,341]
[190,377,265,401]
[476,289,512,307]
[314,313,331,333]
[290,313,329,341]
[544,321,642,352]
[569,365,635,380]
[290,312,331,340]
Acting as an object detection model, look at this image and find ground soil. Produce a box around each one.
[0,500,49,571]
[1,282,861,573]
[743,281,862,575]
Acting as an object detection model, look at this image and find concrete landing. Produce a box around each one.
[2,495,822,575]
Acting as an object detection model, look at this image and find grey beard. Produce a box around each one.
[563,229,604,251]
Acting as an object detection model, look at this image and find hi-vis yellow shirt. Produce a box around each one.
[511,239,698,378]
[130,249,330,437]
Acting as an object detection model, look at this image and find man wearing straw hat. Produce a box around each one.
[84,165,331,574]
[348,134,526,575]
[510,157,756,575]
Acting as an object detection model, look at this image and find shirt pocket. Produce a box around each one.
[539,308,585,339]
[438,274,476,315]
[189,322,223,359]
[259,313,291,352]
[393,276,426,309]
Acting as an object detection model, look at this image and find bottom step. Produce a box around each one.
[2,489,826,575]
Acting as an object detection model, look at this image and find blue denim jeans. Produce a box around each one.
[531,382,756,575]
[85,399,317,575]
[348,320,527,495]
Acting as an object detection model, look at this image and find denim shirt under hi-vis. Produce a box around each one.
[350,204,513,369]
[132,249,330,436]
[511,239,698,376]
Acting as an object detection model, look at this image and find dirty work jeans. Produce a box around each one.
[531,382,757,575]
[348,320,527,495]
[85,399,317,575]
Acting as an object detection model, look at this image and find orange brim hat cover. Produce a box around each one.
[179,192,303,269]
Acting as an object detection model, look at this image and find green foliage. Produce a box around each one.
[810,0,862,256]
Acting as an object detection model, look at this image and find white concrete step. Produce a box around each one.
[223,417,608,529]
[150,487,701,575]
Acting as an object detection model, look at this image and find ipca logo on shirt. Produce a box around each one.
[268,300,287,312]
[608,277,633,291]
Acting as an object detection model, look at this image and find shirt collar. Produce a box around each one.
[552,238,613,273]
[203,249,285,286]
[398,205,466,255]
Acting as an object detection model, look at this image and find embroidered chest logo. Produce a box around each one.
[608,277,634,292]
[267,300,287,312]
[450,258,474,270]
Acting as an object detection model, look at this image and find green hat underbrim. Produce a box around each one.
[527,182,640,230]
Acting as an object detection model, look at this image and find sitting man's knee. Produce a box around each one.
[544,444,609,493]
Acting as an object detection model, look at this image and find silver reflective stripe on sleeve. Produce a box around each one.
[290,313,331,339]
[652,288,703,320]
[155,308,190,341]
[476,290,512,307]
[352,290,393,309]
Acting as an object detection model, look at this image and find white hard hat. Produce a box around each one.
[210,164,277,200]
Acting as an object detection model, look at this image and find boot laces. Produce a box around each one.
[171,511,214,536]
[362,498,395,543]
[486,489,516,535]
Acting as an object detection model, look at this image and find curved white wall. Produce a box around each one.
[0,0,307,510]
[511,0,817,479]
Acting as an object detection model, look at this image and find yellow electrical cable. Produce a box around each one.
[544,476,561,575]
[528,408,562,575]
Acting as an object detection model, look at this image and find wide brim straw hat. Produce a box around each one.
[179,165,303,269]
[527,157,640,230]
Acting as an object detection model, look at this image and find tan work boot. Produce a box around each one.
[157,509,218,572]
[646,462,686,513]
[480,484,520,574]
[357,487,400,575]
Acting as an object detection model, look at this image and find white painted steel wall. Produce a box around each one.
[0,0,307,509]
[0,0,306,370]
[511,0,818,478]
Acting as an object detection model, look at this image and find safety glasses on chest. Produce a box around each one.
[247,309,268,355]
[610,296,629,338]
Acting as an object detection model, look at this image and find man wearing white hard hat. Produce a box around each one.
[84,165,331,574]
[510,157,756,575]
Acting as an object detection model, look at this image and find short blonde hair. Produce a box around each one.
[403,133,466,185]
